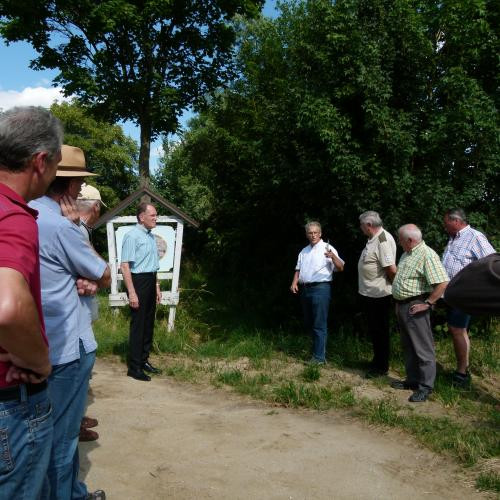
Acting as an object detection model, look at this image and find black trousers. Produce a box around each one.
[360,294,392,372]
[128,272,157,371]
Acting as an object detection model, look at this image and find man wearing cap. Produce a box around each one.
[30,145,110,500]
[76,184,107,442]
[121,202,162,381]
[0,107,62,498]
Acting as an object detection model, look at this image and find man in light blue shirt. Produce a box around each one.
[30,145,110,500]
[121,202,161,381]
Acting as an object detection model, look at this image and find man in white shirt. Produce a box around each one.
[358,211,397,378]
[290,221,344,363]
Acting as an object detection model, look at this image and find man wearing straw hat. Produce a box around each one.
[30,145,110,500]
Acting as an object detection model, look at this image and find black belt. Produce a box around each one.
[301,282,331,288]
[0,380,47,402]
[394,294,427,304]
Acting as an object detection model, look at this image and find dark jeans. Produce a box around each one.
[129,272,157,371]
[300,283,331,362]
[360,294,392,372]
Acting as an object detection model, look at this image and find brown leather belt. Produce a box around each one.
[393,294,427,304]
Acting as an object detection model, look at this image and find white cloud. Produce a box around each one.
[0,86,70,111]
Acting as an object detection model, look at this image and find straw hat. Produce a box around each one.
[78,183,108,208]
[56,145,97,177]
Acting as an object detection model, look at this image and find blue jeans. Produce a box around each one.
[0,385,53,500]
[43,341,96,500]
[300,283,331,362]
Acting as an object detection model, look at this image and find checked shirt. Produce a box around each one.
[442,225,495,280]
[393,241,449,301]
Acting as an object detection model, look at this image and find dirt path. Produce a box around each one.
[79,359,484,500]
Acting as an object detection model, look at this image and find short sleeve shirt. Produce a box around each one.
[121,224,160,273]
[442,225,495,280]
[29,196,107,365]
[295,239,344,284]
[0,183,47,387]
[392,241,449,300]
[358,228,396,298]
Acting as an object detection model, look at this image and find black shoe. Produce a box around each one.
[391,380,418,390]
[365,369,388,379]
[87,490,106,500]
[143,361,161,374]
[452,370,471,388]
[127,369,151,381]
[408,389,431,402]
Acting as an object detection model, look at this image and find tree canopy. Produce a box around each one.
[154,0,499,323]
[0,0,264,183]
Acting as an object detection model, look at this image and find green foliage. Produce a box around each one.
[154,0,499,324]
[301,363,321,382]
[0,0,265,180]
[475,472,500,493]
[50,101,138,206]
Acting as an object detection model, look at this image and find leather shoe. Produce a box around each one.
[391,380,418,390]
[127,369,151,381]
[81,416,98,428]
[87,490,106,500]
[79,428,99,442]
[408,388,431,402]
[143,361,161,374]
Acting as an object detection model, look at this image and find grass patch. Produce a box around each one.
[475,471,500,493]
[301,363,321,382]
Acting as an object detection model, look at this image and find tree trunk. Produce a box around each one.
[139,119,152,187]
[139,119,152,202]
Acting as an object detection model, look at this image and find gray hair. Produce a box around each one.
[446,208,467,224]
[398,224,422,242]
[0,106,63,172]
[76,199,100,213]
[359,210,382,227]
[305,221,321,232]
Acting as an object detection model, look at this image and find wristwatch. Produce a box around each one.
[425,299,434,308]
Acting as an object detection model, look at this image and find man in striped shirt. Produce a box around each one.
[442,208,495,387]
[391,224,449,402]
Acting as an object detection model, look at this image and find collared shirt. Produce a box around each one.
[392,241,449,301]
[29,196,107,365]
[295,239,344,284]
[79,223,99,323]
[442,225,495,280]
[358,227,396,298]
[0,183,47,387]
[121,224,160,273]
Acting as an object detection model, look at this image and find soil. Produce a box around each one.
[79,358,486,500]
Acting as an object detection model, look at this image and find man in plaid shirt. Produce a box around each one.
[392,224,449,402]
[442,208,495,387]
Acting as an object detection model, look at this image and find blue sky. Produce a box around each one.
[0,1,278,171]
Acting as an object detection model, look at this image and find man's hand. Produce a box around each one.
[409,302,431,315]
[60,195,80,225]
[128,291,139,309]
[76,278,98,296]
[0,352,51,384]
[156,285,162,304]
[290,282,299,294]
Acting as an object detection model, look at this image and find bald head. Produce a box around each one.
[398,224,422,252]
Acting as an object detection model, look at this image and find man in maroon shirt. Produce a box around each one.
[0,106,63,498]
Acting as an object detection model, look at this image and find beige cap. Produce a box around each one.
[78,183,108,208]
[56,145,97,177]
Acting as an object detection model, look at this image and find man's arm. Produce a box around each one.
[121,262,139,308]
[0,268,51,378]
[325,249,344,272]
[290,270,300,294]
[410,281,449,315]
[383,264,397,283]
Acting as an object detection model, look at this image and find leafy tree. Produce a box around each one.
[155,0,499,324]
[0,0,264,184]
[50,100,138,207]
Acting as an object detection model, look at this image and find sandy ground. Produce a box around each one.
[79,359,485,500]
